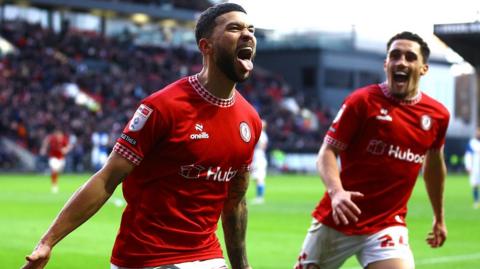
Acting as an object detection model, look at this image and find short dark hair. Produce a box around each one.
[386,31,430,63]
[195,3,247,45]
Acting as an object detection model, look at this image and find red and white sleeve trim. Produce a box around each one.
[114,142,142,166]
[324,135,348,151]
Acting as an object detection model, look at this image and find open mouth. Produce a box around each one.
[237,47,254,71]
[238,47,253,59]
[392,71,409,83]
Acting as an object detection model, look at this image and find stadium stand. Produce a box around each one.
[95,0,212,11]
[0,19,331,171]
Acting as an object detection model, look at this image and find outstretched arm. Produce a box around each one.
[317,143,364,225]
[61,140,74,155]
[221,170,252,269]
[423,147,447,248]
[23,151,134,269]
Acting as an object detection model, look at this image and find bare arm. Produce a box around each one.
[423,147,447,248]
[39,137,49,156]
[23,151,134,269]
[221,171,251,269]
[317,143,363,225]
[61,140,74,155]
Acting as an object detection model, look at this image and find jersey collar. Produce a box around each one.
[188,74,236,108]
[379,82,422,105]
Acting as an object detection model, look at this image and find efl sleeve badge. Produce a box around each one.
[128,104,153,132]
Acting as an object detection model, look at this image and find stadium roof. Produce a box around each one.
[434,21,480,67]
[2,0,205,22]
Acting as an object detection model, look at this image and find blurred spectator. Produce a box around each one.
[91,128,110,171]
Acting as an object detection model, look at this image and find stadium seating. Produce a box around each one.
[0,20,331,171]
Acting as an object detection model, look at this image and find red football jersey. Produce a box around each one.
[313,83,450,235]
[111,75,262,267]
[47,133,69,159]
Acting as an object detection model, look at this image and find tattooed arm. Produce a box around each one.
[222,170,252,269]
[23,151,134,269]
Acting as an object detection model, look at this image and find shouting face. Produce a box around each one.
[384,39,429,99]
[210,11,256,82]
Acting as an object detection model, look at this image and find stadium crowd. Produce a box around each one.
[0,20,332,171]
[96,0,212,11]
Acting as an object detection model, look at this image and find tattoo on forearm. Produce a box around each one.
[222,173,250,269]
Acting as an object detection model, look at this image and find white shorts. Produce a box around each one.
[294,219,414,269]
[469,173,480,186]
[48,157,65,173]
[251,159,267,182]
[251,167,266,182]
[111,258,228,269]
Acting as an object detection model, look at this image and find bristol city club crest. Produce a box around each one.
[420,115,432,131]
[239,122,251,143]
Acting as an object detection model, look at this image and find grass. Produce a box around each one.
[0,173,479,268]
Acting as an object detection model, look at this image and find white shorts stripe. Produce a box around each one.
[111,258,227,269]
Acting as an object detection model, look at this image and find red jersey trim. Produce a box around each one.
[379,82,422,105]
[188,75,235,107]
[114,142,142,166]
[324,135,347,151]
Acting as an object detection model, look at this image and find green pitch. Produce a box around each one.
[1,173,479,269]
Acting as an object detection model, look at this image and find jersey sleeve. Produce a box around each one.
[324,94,364,151]
[430,110,450,149]
[114,101,168,166]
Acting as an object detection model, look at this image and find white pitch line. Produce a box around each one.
[416,253,480,265]
[343,253,480,269]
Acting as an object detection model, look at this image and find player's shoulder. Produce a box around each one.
[345,84,381,105]
[135,77,195,115]
[235,90,259,113]
[237,91,262,123]
[233,90,262,133]
[420,91,450,118]
[144,77,190,104]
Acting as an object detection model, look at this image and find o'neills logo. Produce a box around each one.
[388,145,425,164]
[190,132,209,140]
[190,122,209,140]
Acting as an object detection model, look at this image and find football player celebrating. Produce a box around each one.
[23,3,260,269]
[295,32,450,269]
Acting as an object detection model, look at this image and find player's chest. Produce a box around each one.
[50,137,65,148]
[168,111,256,162]
[363,102,437,148]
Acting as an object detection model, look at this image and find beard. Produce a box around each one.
[214,46,249,83]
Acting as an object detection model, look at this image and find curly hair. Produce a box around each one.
[194,3,247,45]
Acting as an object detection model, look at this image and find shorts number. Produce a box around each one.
[378,234,406,248]
[378,234,395,247]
